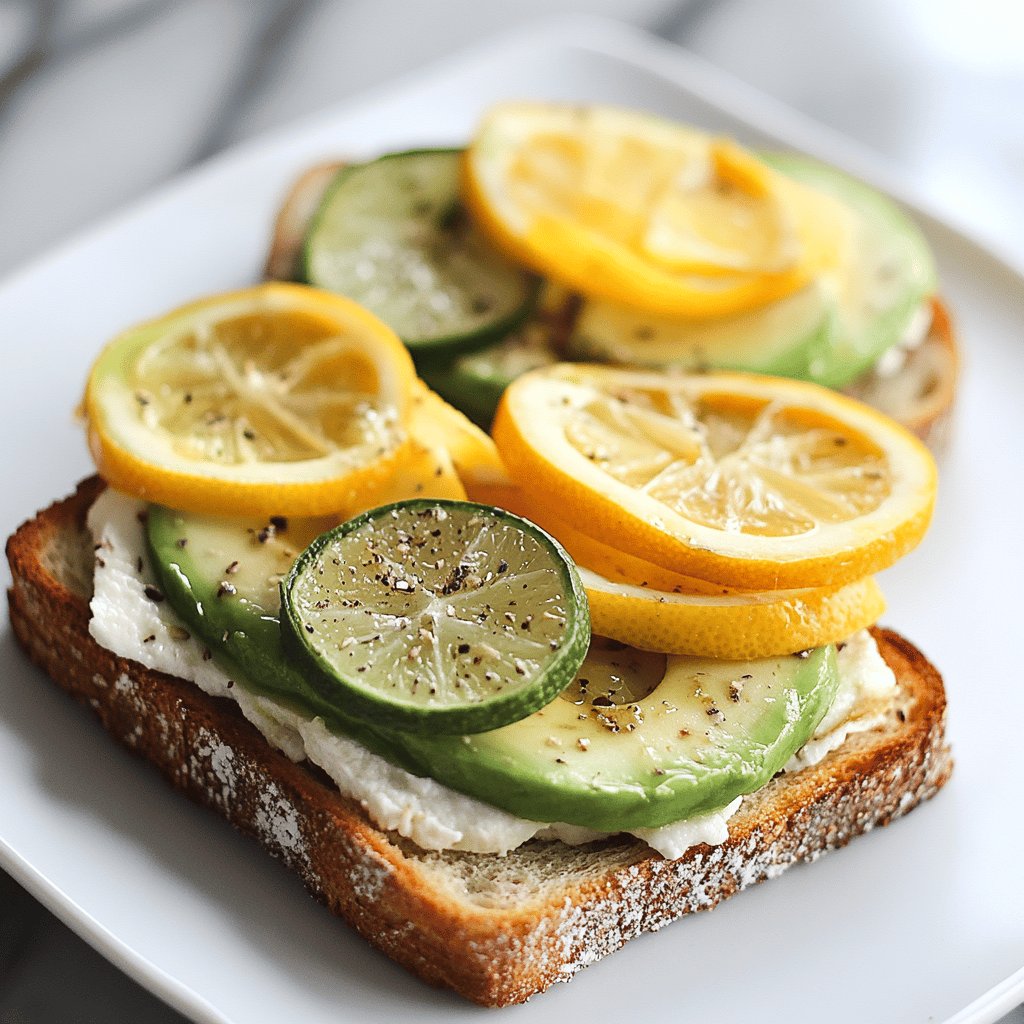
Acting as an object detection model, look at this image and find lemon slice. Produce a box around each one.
[464,103,814,317]
[641,139,799,275]
[473,479,725,594]
[83,284,416,516]
[493,365,936,589]
[407,381,508,487]
[581,568,885,659]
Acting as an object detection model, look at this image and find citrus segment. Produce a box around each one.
[493,365,936,589]
[84,284,416,516]
[581,568,885,660]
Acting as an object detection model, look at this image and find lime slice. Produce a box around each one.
[417,318,559,428]
[303,149,539,355]
[281,499,590,734]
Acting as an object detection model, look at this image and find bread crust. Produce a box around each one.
[264,161,346,282]
[843,297,959,448]
[5,481,953,1006]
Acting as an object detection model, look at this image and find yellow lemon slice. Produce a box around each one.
[407,381,508,487]
[641,138,799,276]
[581,568,885,660]
[464,103,815,317]
[84,283,416,516]
[473,480,725,594]
[493,364,936,590]
[344,382,511,512]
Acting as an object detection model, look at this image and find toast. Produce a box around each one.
[6,478,953,1006]
[265,161,958,446]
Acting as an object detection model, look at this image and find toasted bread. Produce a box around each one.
[6,479,953,1006]
[843,297,958,447]
[264,161,346,282]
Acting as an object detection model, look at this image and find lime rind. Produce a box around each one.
[302,149,541,355]
[281,499,590,735]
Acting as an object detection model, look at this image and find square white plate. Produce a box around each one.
[1,16,1022,1024]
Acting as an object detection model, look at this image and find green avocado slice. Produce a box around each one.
[147,505,839,832]
[398,639,837,830]
[145,505,407,763]
[565,154,935,391]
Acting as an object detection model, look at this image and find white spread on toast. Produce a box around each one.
[87,489,895,858]
[870,302,933,379]
[785,629,896,772]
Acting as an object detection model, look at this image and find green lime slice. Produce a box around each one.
[302,149,539,355]
[417,318,560,428]
[281,499,590,734]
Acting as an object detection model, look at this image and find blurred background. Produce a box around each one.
[1,0,1021,1020]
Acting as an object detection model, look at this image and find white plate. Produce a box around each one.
[1,16,1022,1024]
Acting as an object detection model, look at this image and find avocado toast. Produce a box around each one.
[6,477,951,1005]
[4,102,955,1006]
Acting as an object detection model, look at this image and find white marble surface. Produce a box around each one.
[1,1,1022,1021]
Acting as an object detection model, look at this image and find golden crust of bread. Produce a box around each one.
[843,297,959,448]
[5,480,953,1006]
[264,161,346,282]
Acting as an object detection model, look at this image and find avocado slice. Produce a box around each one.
[145,505,409,764]
[566,154,935,391]
[147,506,840,832]
[398,639,838,830]
[762,152,937,387]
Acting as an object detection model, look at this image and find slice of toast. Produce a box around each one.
[266,162,958,446]
[843,297,958,447]
[264,161,346,282]
[5,479,953,1007]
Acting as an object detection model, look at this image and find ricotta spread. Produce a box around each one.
[87,489,896,859]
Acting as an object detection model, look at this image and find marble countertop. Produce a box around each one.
[2,1,1022,1021]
